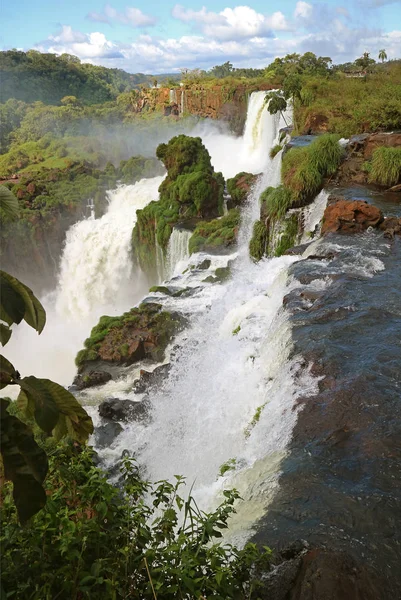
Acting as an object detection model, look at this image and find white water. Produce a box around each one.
[4,93,313,540]
[194,91,291,178]
[165,228,192,279]
[300,189,330,243]
[56,177,164,319]
[4,177,163,387]
[81,94,313,541]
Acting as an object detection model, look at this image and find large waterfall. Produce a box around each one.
[56,177,164,319]
[6,93,307,540]
[82,93,307,541]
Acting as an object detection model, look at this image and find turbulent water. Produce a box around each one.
[6,92,311,538]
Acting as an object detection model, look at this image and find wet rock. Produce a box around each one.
[73,370,112,390]
[133,363,171,394]
[284,243,311,256]
[197,258,211,270]
[259,548,380,600]
[98,398,149,422]
[94,422,123,448]
[379,216,401,238]
[322,200,383,234]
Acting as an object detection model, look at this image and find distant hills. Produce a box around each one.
[0,50,180,106]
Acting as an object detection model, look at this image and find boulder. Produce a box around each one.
[133,363,171,394]
[98,398,149,422]
[73,370,112,390]
[94,422,123,449]
[322,200,383,234]
[363,132,401,160]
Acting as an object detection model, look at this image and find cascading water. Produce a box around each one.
[165,228,192,279]
[56,177,164,319]
[4,177,164,387]
[87,93,313,543]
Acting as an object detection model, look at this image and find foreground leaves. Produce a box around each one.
[17,377,94,443]
[0,270,46,343]
[0,399,48,524]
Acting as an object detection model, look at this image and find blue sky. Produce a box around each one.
[2,1,401,73]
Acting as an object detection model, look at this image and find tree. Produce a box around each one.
[355,51,376,72]
[378,49,387,63]
[0,187,93,524]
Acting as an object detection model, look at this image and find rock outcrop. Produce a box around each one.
[321,199,383,234]
[75,303,184,380]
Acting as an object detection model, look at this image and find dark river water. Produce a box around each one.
[254,192,401,599]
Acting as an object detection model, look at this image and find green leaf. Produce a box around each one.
[0,354,18,390]
[0,271,46,334]
[0,274,25,327]
[18,376,93,443]
[0,398,48,524]
[0,323,12,346]
[0,186,19,221]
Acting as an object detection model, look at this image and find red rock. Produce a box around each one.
[322,200,383,234]
[364,133,401,159]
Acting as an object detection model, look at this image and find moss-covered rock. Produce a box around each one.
[131,135,225,279]
[226,172,257,206]
[188,208,240,254]
[249,220,269,261]
[75,302,184,371]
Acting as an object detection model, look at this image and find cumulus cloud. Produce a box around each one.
[87,4,157,27]
[172,5,290,40]
[32,2,401,74]
[37,28,124,60]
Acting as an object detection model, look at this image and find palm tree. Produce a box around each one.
[378,49,387,63]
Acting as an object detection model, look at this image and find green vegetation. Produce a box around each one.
[1,447,271,599]
[295,64,401,137]
[0,50,149,105]
[226,172,257,206]
[232,325,241,336]
[274,214,299,257]
[260,186,293,219]
[132,135,225,278]
[219,458,237,476]
[244,403,267,438]
[75,303,179,368]
[0,189,93,522]
[249,220,269,261]
[250,135,343,262]
[368,147,401,186]
[282,134,344,203]
[188,208,240,254]
[269,144,283,160]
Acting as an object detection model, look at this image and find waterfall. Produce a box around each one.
[56,177,164,319]
[300,189,329,243]
[180,89,185,115]
[165,228,191,279]
[169,89,177,104]
[97,95,313,543]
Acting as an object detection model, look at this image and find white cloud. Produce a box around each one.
[87,4,157,27]
[172,5,290,40]
[32,3,401,74]
[294,1,313,20]
[37,28,124,60]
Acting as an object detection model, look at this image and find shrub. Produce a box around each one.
[260,186,293,219]
[282,134,343,203]
[1,446,272,599]
[369,147,401,186]
[249,221,268,261]
[188,208,240,254]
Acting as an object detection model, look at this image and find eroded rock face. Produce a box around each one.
[364,132,401,159]
[322,200,383,234]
